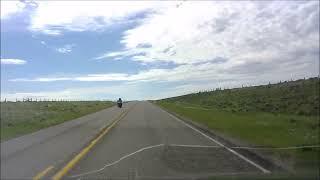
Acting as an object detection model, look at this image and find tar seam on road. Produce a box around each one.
[160,108,271,174]
[71,143,259,178]
[69,144,165,178]
[52,104,136,180]
[68,142,316,178]
[33,165,54,180]
[231,145,320,150]
[167,144,320,150]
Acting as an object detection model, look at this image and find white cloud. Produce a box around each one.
[1,58,27,65]
[105,1,319,66]
[10,77,72,82]
[2,1,319,100]
[9,53,318,83]
[4,61,317,101]
[28,1,173,35]
[10,73,128,82]
[0,1,25,19]
[56,44,75,54]
[1,84,144,101]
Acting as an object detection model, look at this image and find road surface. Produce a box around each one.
[1,101,268,179]
[1,103,133,179]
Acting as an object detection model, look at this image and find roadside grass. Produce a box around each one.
[163,77,319,116]
[0,101,114,141]
[156,101,319,173]
[154,78,319,174]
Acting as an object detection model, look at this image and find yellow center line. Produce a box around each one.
[33,166,54,180]
[52,104,135,180]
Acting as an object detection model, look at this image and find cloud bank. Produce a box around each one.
[1,58,27,65]
[1,1,319,100]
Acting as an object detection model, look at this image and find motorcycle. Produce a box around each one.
[117,102,122,108]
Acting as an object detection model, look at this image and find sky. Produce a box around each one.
[1,0,319,101]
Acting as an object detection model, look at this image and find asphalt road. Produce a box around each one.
[1,102,134,179]
[1,101,269,179]
[66,101,266,179]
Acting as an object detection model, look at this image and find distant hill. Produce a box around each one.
[159,77,319,116]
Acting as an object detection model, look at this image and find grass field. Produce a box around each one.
[160,77,319,116]
[155,77,319,173]
[0,101,114,141]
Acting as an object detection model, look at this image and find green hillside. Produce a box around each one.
[160,77,319,116]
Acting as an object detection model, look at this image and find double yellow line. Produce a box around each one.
[33,105,134,180]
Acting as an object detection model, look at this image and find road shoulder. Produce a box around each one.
[151,102,285,173]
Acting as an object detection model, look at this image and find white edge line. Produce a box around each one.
[163,109,271,174]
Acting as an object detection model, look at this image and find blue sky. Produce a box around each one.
[1,1,319,101]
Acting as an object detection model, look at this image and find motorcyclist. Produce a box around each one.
[117,98,123,108]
